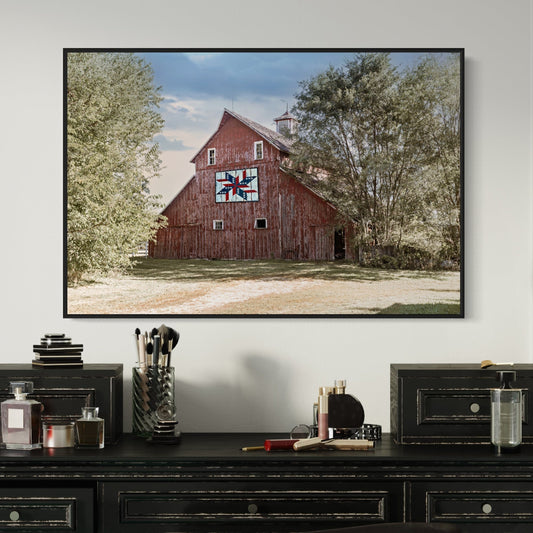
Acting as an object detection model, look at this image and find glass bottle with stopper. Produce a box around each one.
[75,406,104,448]
[1,381,43,449]
[491,370,522,454]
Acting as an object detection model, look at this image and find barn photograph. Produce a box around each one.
[65,50,463,317]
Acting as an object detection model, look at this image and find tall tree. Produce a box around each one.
[67,52,167,283]
[288,52,461,266]
[407,54,462,261]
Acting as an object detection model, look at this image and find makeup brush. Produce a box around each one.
[134,328,147,369]
[158,324,170,353]
[481,360,515,369]
[167,329,180,367]
[152,335,161,367]
[134,328,141,365]
[146,341,153,367]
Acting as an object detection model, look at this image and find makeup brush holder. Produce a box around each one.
[132,366,176,438]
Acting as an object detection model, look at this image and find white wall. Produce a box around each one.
[1,0,531,433]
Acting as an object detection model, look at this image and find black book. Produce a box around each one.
[33,351,83,358]
[34,355,83,363]
[40,338,72,345]
[33,344,83,352]
[32,360,83,367]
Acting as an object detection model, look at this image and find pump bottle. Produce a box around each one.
[491,370,522,454]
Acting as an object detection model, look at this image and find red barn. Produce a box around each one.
[149,109,349,261]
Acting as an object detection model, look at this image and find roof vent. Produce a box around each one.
[273,109,297,135]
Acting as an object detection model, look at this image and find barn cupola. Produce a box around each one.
[273,109,297,136]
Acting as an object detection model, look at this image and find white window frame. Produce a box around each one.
[254,141,263,160]
[254,218,267,229]
[208,148,216,166]
[213,220,224,230]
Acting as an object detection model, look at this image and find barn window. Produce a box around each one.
[213,220,224,230]
[254,218,267,229]
[254,141,263,160]
[208,148,216,165]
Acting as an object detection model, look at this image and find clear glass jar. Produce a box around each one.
[75,407,104,448]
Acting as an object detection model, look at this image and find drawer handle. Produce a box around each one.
[482,503,493,514]
[9,511,20,522]
[247,503,259,515]
[470,402,481,413]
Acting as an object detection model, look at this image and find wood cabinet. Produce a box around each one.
[1,434,533,532]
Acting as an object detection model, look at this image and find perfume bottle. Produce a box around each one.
[491,371,522,454]
[1,381,43,449]
[75,407,104,448]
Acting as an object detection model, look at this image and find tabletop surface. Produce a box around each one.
[0,433,532,466]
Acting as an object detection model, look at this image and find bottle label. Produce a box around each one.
[8,408,24,429]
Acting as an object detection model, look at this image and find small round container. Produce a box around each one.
[42,422,75,448]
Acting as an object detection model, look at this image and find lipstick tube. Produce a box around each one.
[318,394,329,440]
[264,439,298,451]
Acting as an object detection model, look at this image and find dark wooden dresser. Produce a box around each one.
[0,433,532,532]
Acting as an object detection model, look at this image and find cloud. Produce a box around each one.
[161,95,202,118]
[154,134,193,152]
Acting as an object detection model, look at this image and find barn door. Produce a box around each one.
[334,229,345,260]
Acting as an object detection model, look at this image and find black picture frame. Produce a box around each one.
[64,48,464,318]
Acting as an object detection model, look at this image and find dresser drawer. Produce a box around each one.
[101,481,403,532]
[0,487,93,532]
[412,482,533,532]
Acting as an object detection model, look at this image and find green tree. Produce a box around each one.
[287,52,461,267]
[407,54,462,262]
[67,52,167,283]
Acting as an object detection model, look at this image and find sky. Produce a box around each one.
[137,50,455,206]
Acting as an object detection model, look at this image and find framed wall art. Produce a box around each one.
[64,48,464,318]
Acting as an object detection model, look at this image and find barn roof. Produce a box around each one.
[190,108,294,163]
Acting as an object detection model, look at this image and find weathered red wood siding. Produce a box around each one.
[278,172,338,260]
[150,112,342,261]
[149,177,200,259]
[194,114,282,259]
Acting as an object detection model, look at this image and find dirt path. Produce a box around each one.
[67,271,460,315]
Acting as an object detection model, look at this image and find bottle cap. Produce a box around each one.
[334,380,346,394]
[318,394,329,413]
[81,406,99,419]
[9,381,33,395]
[497,371,516,389]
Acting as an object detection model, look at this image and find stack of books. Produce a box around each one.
[32,334,83,367]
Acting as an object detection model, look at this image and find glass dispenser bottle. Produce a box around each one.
[1,381,43,449]
[491,371,522,454]
[75,407,104,448]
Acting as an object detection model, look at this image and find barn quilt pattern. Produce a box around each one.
[215,168,259,203]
